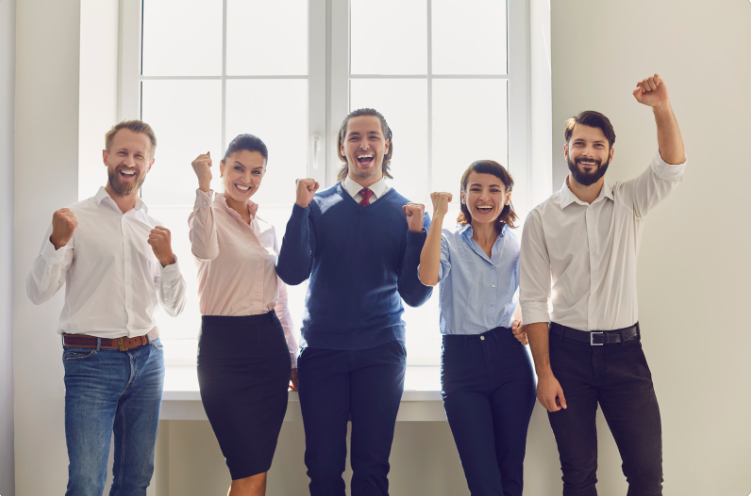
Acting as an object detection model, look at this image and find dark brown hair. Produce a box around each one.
[458,160,518,229]
[223,133,268,163]
[105,120,157,156]
[336,108,394,182]
[564,110,616,149]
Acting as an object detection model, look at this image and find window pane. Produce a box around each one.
[142,0,222,76]
[225,79,308,205]
[350,0,427,75]
[432,80,508,193]
[350,79,428,203]
[141,80,223,205]
[432,0,507,75]
[226,0,308,76]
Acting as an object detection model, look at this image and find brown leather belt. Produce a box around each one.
[62,328,159,351]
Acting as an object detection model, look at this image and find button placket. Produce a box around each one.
[122,217,134,331]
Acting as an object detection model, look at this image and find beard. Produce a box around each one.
[567,155,609,186]
[108,165,146,196]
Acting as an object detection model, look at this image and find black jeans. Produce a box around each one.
[547,328,662,496]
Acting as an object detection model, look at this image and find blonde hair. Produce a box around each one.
[105,120,157,156]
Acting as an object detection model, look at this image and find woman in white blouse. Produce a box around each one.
[189,134,299,496]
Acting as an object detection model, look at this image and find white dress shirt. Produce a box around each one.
[520,151,686,331]
[189,190,299,366]
[27,187,187,338]
[342,175,390,203]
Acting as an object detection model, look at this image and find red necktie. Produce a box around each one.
[359,188,373,206]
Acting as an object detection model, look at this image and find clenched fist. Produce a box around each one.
[50,208,78,250]
[191,152,213,192]
[402,203,426,233]
[430,192,452,219]
[295,178,319,208]
[148,227,176,267]
[632,74,669,109]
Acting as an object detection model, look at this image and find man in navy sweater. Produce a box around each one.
[277,108,432,496]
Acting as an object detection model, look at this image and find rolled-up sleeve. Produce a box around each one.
[156,256,187,317]
[519,210,552,325]
[626,150,687,219]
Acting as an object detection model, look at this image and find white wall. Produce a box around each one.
[14,0,80,494]
[1,0,17,494]
[551,1,751,494]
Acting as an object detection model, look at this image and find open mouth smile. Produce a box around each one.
[235,184,252,192]
[356,153,375,167]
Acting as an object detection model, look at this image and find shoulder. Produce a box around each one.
[383,188,410,205]
[503,227,522,251]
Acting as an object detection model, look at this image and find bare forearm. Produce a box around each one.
[526,322,552,376]
[654,102,685,165]
[418,213,444,286]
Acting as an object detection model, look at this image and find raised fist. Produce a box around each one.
[632,74,669,108]
[295,178,319,208]
[148,226,176,267]
[430,192,453,218]
[191,152,213,192]
[402,203,426,233]
[50,208,78,250]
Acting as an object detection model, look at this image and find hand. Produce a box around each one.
[50,208,78,250]
[290,368,299,392]
[402,203,426,233]
[537,371,567,412]
[430,192,453,218]
[511,320,528,345]
[148,227,176,266]
[632,74,669,109]
[295,178,319,208]
[191,152,213,192]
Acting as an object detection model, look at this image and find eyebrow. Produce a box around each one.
[469,183,503,188]
[233,161,246,168]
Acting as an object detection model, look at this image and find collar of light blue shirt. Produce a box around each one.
[459,222,507,241]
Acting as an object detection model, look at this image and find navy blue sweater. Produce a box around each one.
[276,183,432,350]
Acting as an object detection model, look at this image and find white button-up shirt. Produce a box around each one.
[520,151,686,331]
[342,175,390,204]
[27,187,187,338]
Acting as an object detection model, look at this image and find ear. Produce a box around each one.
[339,141,346,160]
[102,149,108,166]
[147,157,155,173]
[608,146,615,163]
[460,190,466,205]
[504,190,512,205]
[384,139,390,156]
[219,160,226,177]
[563,143,569,160]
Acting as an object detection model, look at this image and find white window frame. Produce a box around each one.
[117,0,538,367]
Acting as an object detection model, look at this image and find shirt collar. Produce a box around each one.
[95,186,147,213]
[215,192,259,222]
[558,176,614,208]
[459,222,507,241]
[343,175,388,200]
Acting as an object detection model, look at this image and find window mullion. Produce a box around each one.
[426,0,433,200]
[221,0,227,151]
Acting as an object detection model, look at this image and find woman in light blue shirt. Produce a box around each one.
[419,160,535,496]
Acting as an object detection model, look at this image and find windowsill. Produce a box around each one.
[161,365,447,422]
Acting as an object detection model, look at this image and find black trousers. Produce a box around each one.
[547,327,662,496]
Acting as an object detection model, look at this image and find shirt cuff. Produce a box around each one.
[195,188,214,206]
[41,239,68,265]
[651,149,687,182]
[290,203,311,223]
[160,255,181,276]
[520,302,550,326]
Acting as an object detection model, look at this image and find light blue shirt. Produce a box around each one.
[436,224,520,335]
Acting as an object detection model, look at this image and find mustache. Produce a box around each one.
[575,157,602,167]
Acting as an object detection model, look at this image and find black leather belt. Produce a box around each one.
[549,322,640,346]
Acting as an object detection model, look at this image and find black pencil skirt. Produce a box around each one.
[197,311,292,480]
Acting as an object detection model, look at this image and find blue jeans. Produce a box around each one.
[62,338,165,496]
[297,340,407,496]
[441,327,536,496]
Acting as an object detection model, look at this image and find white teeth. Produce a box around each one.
[121,171,135,176]
[235,184,251,191]
[358,154,374,159]
[477,206,493,210]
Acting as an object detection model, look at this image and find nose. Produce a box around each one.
[359,140,370,151]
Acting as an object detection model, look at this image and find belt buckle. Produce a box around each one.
[117,337,126,351]
[590,332,604,346]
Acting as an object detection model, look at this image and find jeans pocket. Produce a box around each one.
[63,349,97,361]
[150,338,164,351]
[395,340,407,357]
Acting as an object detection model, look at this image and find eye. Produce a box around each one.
[470,188,481,192]
[234,166,243,171]
[252,170,262,175]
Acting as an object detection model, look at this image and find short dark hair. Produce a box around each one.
[337,108,394,182]
[223,134,268,163]
[458,160,518,229]
[564,111,616,149]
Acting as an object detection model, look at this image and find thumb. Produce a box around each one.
[558,387,567,409]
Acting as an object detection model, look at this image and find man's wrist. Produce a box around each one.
[49,235,67,251]
[159,254,176,267]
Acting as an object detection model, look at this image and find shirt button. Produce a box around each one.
[480,336,485,341]
[127,305,131,309]
[492,284,496,288]
[491,302,495,306]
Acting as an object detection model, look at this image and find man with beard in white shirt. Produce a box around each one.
[27,120,187,496]
[518,75,685,496]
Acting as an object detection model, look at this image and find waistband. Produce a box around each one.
[549,322,640,346]
[201,311,278,332]
[442,326,513,344]
[62,328,159,351]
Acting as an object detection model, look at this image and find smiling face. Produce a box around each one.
[340,115,390,185]
[220,149,266,206]
[564,123,615,187]
[461,172,512,227]
[103,128,154,197]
